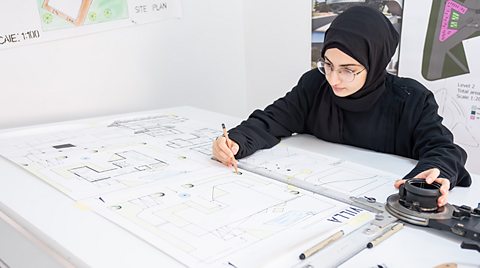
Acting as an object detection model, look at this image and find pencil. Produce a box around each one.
[367,223,403,248]
[222,123,238,174]
[299,230,344,260]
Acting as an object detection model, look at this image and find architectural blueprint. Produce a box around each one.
[0,113,221,200]
[0,109,402,267]
[85,167,374,268]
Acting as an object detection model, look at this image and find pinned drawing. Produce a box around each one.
[38,0,129,31]
[42,0,93,26]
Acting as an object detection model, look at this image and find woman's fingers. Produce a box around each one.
[414,168,440,184]
[212,136,239,166]
[394,179,405,189]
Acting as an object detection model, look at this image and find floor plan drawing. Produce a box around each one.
[109,115,221,156]
[87,167,374,268]
[109,114,189,136]
[0,109,387,267]
[0,112,221,200]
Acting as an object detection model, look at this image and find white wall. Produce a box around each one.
[243,1,311,113]
[0,0,311,129]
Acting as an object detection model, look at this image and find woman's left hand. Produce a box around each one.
[394,168,450,207]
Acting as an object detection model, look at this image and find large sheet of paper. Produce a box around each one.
[239,144,401,203]
[0,110,392,267]
[0,113,220,200]
[84,167,373,267]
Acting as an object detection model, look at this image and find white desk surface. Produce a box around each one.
[0,106,478,268]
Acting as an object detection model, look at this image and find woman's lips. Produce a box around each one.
[332,86,345,92]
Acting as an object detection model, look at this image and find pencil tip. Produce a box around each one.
[221,123,226,129]
[299,253,306,260]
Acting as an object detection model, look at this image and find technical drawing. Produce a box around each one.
[0,111,380,267]
[88,168,373,267]
[109,115,221,156]
[109,115,189,136]
[0,112,222,200]
[434,87,480,148]
[239,145,400,202]
[69,150,168,183]
[165,128,219,156]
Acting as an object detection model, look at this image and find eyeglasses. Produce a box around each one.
[317,58,366,83]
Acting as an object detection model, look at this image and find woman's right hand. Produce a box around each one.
[212,136,239,167]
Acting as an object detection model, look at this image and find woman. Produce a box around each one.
[212,6,471,206]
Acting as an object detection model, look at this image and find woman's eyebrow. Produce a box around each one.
[324,56,362,67]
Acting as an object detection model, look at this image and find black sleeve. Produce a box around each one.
[228,71,317,159]
[403,91,471,189]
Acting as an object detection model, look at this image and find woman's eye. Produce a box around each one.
[340,68,354,74]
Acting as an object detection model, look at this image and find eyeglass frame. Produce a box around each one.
[317,57,366,83]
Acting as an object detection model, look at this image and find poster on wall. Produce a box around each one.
[0,0,182,50]
[311,0,403,73]
[399,0,480,174]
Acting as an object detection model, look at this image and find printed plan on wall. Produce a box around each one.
[0,0,182,50]
[399,0,480,173]
[0,108,401,267]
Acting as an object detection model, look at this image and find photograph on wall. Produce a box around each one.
[399,0,480,173]
[311,0,403,74]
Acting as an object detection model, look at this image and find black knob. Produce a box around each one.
[461,241,480,252]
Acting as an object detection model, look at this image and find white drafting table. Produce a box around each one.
[283,135,480,268]
[0,107,240,268]
[0,106,478,268]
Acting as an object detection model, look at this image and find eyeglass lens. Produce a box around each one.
[317,60,357,83]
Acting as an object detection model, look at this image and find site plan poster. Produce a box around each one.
[399,0,480,174]
[0,0,182,50]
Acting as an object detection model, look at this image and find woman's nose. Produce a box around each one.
[328,70,341,85]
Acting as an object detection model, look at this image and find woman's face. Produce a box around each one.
[323,48,367,97]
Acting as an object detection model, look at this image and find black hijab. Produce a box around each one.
[321,6,399,112]
[314,6,399,143]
